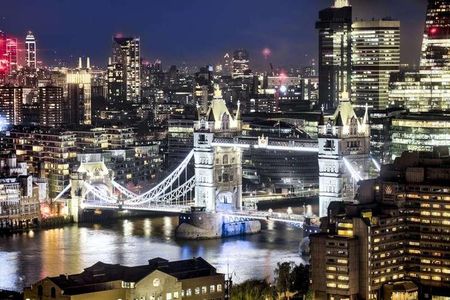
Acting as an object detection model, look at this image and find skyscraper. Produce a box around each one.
[66,57,92,125]
[107,36,141,104]
[351,19,401,111]
[0,31,8,81]
[232,49,251,79]
[418,0,450,111]
[316,0,352,110]
[25,31,37,69]
[6,37,18,74]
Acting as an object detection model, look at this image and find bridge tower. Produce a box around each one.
[69,172,85,223]
[318,93,370,217]
[193,85,242,212]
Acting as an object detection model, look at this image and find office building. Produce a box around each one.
[0,86,22,126]
[316,0,352,110]
[66,57,92,125]
[232,49,251,79]
[390,112,450,160]
[107,36,141,104]
[417,0,450,111]
[311,148,450,299]
[24,257,225,300]
[389,0,450,112]
[25,31,37,69]
[352,20,400,111]
[39,86,64,127]
[369,108,405,164]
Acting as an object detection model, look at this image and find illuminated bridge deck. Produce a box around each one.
[212,136,319,152]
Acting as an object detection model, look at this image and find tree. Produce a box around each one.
[231,279,274,300]
[274,262,310,300]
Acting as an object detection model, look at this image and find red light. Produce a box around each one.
[429,27,438,35]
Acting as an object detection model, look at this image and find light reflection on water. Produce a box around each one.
[0,216,305,291]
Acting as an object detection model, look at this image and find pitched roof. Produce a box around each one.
[47,257,219,295]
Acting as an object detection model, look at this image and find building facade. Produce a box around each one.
[316,0,352,110]
[0,86,22,126]
[318,93,371,217]
[25,31,37,69]
[311,148,450,299]
[107,36,141,104]
[24,257,226,300]
[66,58,92,125]
[351,20,400,111]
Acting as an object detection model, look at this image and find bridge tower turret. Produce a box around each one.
[69,172,86,223]
[193,85,242,212]
[318,93,371,217]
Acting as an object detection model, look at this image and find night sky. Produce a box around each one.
[1,0,428,70]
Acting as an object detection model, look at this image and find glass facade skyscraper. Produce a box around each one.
[316,0,352,110]
[418,0,450,111]
[352,20,400,111]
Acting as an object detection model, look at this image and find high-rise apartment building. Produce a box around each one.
[352,20,400,111]
[0,86,22,126]
[316,0,352,110]
[232,49,251,79]
[10,127,77,198]
[311,148,450,299]
[39,86,64,127]
[25,31,37,69]
[107,36,141,104]
[66,57,92,125]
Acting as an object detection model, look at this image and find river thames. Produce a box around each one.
[0,216,306,291]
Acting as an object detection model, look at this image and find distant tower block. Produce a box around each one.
[334,0,350,8]
[25,31,37,69]
[317,92,371,217]
[193,85,242,212]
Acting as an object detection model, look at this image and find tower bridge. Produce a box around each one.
[59,86,377,238]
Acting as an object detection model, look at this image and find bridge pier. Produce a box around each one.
[176,210,261,239]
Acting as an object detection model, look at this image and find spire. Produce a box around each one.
[319,109,325,126]
[362,103,369,125]
[86,57,91,69]
[78,57,83,69]
[334,0,350,8]
[235,100,241,121]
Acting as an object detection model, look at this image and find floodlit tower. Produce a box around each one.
[25,31,37,69]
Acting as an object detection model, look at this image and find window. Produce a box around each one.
[166,292,172,300]
[195,287,200,295]
[202,286,207,294]
[223,155,229,165]
[217,284,222,292]
[51,287,56,298]
[186,289,192,296]
[173,291,179,299]
[210,285,215,293]
[37,285,43,297]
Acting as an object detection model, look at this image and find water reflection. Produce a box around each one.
[0,216,305,291]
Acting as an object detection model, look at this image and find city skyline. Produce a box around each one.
[1,0,427,69]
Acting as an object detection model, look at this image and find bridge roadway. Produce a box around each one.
[211,136,319,152]
[81,202,312,226]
